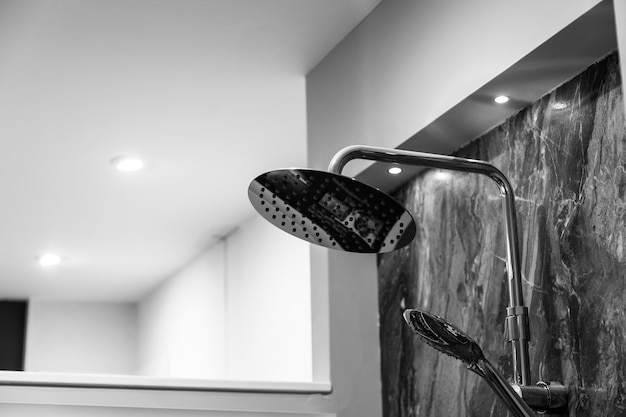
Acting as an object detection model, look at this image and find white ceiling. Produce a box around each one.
[0,0,381,301]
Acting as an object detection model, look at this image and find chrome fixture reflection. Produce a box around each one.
[404,309,567,416]
[248,145,566,413]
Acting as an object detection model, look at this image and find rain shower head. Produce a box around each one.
[248,168,416,253]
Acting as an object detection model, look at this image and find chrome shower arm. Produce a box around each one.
[329,145,531,385]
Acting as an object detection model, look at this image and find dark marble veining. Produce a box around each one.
[378,51,626,416]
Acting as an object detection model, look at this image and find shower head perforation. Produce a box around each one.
[248,169,416,253]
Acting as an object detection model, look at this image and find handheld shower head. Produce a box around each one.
[402,309,485,366]
[248,168,416,253]
[403,309,536,417]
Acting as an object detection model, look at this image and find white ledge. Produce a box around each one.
[0,371,331,393]
[0,372,334,413]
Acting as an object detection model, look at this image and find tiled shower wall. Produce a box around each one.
[378,51,626,416]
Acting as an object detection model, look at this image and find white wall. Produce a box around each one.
[226,215,312,382]
[137,244,226,379]
[306,0,604,416]
[24,248,228,380]
[25,300,137,375]
[136,215,311,382]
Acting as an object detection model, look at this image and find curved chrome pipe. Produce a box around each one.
[329,145,531,385]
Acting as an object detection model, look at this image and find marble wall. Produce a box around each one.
[378,51,626,416]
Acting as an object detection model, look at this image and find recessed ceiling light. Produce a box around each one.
[388,166,402,175]
[39,253,61,267]
[111,156,144,172]
[494,95,510,104]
